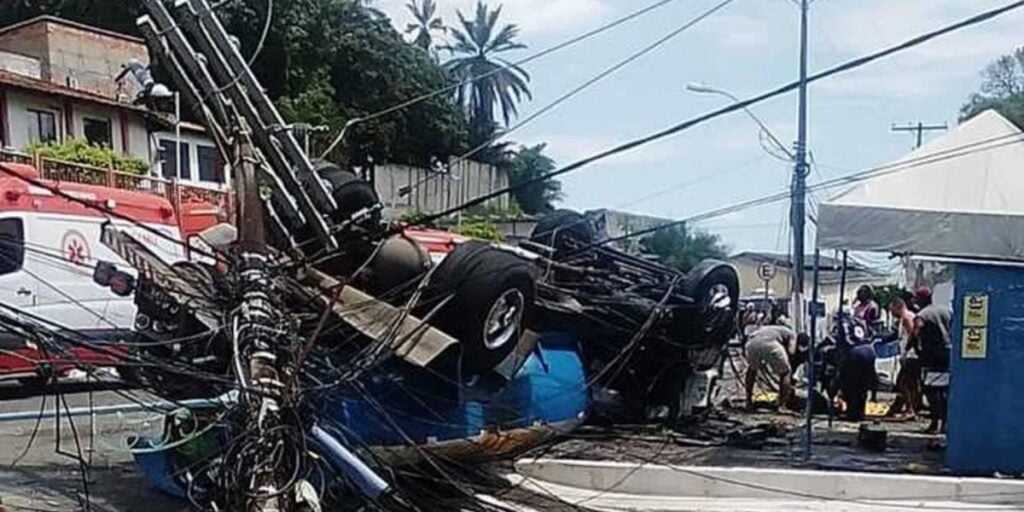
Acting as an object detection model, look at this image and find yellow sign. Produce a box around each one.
[963,294,989,327]
[962,326,988,359]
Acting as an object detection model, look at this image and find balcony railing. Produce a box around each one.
[0,148,233,223]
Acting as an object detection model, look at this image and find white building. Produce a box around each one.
[0,16,224,190]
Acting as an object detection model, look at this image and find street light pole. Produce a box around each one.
[685,83,794,160]
[791,0,810,333]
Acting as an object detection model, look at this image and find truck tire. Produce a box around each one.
[684,261,740,345]
[313,160,380,225]
[420,241,536,375]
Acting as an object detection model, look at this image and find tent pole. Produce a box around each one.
[828,250,849,428]
[838,251,848,313]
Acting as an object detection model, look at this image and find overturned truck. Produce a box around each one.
[93,0,740,509]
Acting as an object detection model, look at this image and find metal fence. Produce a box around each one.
[0,148,232,220]
[374,159,511,219]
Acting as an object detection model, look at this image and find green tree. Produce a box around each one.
[404,0,446,52]
[444,2,531,131]
[26,138,149,175]
[2,0,471,168]
[452,220,502,241]
[639,224,728,273]
[0,1,139,33]
[961,48,1024,128]
[222,0,468,167]
[507,143,562,214]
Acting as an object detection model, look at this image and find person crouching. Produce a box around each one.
[744,325,808,411]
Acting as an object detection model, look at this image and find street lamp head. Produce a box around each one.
[148,83,174,99]
[685,81,719,94]
[119,59,175,102]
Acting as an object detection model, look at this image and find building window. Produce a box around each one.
[159,139,191,180]
[197,145,224,184]
[26,109,57,144]
[83,117,112,147]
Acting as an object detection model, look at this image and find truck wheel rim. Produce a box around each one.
[483,289,525,350]
[702,284,733,334]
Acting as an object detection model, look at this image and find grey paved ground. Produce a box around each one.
[0,370,949,512]
[0,382,183,512]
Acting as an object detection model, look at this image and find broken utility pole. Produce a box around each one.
[231,137,291,511]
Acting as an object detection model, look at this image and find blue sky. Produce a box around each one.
[374,0,1023,255]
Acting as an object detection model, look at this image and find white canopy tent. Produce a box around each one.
[818,110,1024,262]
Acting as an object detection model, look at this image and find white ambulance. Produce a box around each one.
[0,162,186,382]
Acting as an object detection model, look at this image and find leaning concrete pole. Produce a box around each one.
[233,137,286,511]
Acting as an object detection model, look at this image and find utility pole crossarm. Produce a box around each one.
[892,122,948,149]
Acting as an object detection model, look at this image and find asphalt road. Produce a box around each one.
[0,382,184,512]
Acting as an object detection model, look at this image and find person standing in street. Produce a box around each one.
[853,285,882,335]
[744,325,807,411]
[886,297,920,419]
[914,286,952,433]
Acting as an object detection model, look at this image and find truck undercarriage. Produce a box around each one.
[20,0,745,509]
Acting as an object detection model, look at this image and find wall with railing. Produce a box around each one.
[0,148,232,220]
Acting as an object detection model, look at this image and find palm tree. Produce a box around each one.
[444,2,531,131]
[405,0,445,52]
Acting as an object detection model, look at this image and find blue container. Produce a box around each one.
[947,262,1024,474]
[319,331,589,447]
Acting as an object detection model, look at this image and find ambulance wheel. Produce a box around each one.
[421,241,536,375]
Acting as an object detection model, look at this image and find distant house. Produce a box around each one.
[587,209,673,253]
[0,16,150,159]
[0,16,225,190]
[729,251,890,315]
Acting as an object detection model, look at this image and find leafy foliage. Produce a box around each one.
[227,0,469,167]
[405,0,446,52]
[0,1,140,34]
[443,2,531,131]
[26,139,149,175]
[452,220,502,241]
[399,210,432,225]
[2,0,470,168]
[961,48,1024,128]
[507,144,562,214]
[639,224,728,273]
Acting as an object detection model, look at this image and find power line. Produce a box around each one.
[414,0,1024,226]
[320,0,684,155]
[402,0,738,201]
[620,153,765,213]
[575,131,1024,251]
[0,164,214,258]
[206,0,275,96]
[455,0,738,164]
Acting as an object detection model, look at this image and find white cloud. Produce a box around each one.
[819,1,1022,61]
[529,133,684,166]
[373,0,614,38]
[807,1,1024,100]
[533,123,763,168]
[693,13,776,51]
